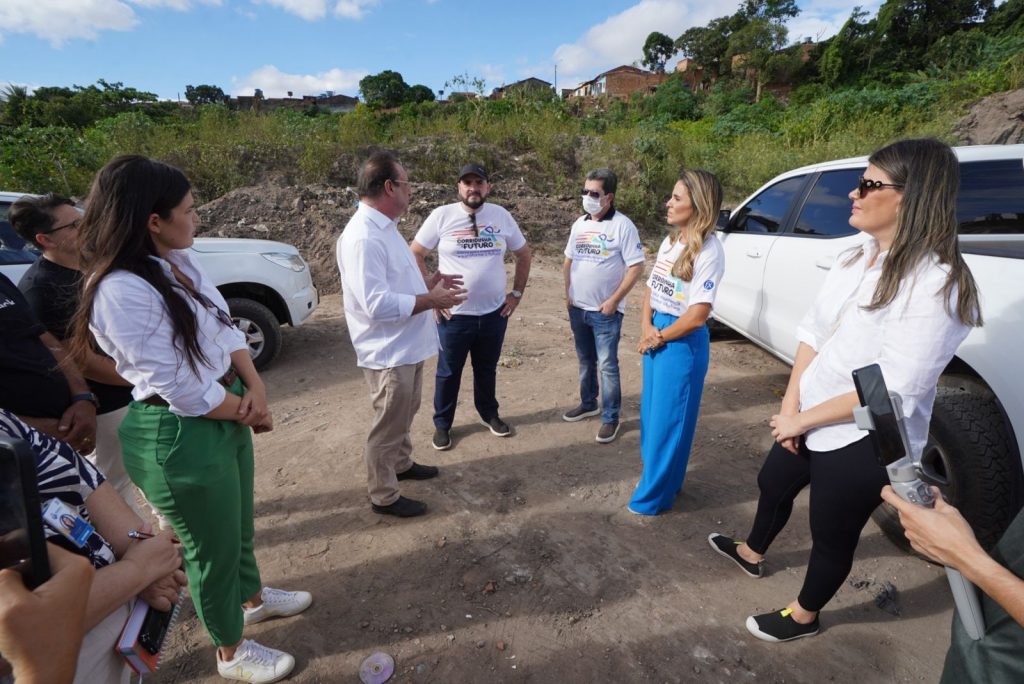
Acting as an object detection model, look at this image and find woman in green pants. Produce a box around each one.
[71,155,312,684]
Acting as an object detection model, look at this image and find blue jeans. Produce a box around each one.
[568,306,623,424]
[434,307,508,429]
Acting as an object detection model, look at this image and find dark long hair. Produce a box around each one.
[70,155,212,374]
[852,138,981,327]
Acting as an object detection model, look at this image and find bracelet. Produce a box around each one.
[70,392,99,408]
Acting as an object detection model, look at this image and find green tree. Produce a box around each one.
[675,17,733,81]
[642,31,676,73]
[185,84,227,105]
[727,18,789,100]
[406,84,435,104]
[873,0,995,71]
[1,85,30,126]
[645,72,698,119]
[359,70,410,108]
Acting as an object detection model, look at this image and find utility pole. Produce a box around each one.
[554,63,558,96]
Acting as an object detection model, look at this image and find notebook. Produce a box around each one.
[115,590,185,674]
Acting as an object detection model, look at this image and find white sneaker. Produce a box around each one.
[217,639,295,683]
[243,587,313,625]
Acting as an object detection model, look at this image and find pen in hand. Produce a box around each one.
[127,529,154,540]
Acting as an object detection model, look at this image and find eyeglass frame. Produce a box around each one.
[856,176,904,198]
[580,189,604,199]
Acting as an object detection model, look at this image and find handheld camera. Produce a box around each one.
[0,435,51,588]
[852,364,985,641]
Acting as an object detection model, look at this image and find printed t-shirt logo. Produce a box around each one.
[451,222,503,257]
[703,279,715,291]
[573,231,615,261]
[650,256,686,301]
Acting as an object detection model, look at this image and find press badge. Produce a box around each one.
[41,498,96,548]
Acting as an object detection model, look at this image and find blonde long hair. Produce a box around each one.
[670,169,723,282]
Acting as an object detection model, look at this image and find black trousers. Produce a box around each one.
[746,436,889,612]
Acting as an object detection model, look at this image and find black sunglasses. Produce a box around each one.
[468,212,480,237]
[194,290,236,330]
[857,177,903,198]
[42,217,82,235]
[580,189,603,199]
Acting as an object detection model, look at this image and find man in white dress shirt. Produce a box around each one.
[337,151,466,518]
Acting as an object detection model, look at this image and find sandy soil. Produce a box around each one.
[151,255,956,684]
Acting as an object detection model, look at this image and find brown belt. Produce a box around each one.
[141,368,239,406]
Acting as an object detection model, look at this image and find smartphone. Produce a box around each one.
[0,435,51,588]
[851,363,907,465]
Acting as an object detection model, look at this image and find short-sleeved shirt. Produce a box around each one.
[0,409,115,569]
[413,202,527,316]
[18,258,132,415]
[0,272,71,418]
[646,233,725,317]
[564,207,645,314]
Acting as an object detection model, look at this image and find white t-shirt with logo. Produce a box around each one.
[646,233,725,317]
[413,202,527,316]
[563,209,645,314]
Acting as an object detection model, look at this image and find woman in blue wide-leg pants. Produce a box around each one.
[628,169,725,515]
[629,314,709,514]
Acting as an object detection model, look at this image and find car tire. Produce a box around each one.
[873,376,1023,553]
[227,298,282,371]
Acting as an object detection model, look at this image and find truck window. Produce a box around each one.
[728,176,805,234]
[958,160,1024,235]
[792,169,862,238]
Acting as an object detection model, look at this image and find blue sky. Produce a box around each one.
[1,0,881,101]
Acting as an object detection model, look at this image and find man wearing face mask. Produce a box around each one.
[412,163,532,451]
[562,168,644,443]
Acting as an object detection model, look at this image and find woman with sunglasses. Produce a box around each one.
[69,155,310,683]
[628,169,725,515]
[708,138,981,642]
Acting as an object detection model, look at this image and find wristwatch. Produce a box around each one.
[71,392,99,408]
[510,289,523,299]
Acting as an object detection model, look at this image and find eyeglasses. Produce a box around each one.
[857,177,903,198]
[42,217,82,235]
[581,189,603,199]
[468,212,479,237]
[193,290,236,330]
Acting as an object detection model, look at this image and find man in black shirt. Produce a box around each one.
[11,194,138,511]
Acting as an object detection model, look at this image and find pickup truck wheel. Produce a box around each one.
[873,377,1022,553]
[227,298,282,371]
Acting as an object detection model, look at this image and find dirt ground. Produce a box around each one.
[152,255,957,684]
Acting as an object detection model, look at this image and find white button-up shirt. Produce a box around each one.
[337,203,438,370]
[89,250,248,417]
[796,234,971,458]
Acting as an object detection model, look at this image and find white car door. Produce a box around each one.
[714,175,808,344]
[759,167,865,362]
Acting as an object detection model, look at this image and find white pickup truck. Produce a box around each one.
[713,144,1024,550]
[0,192,318,369]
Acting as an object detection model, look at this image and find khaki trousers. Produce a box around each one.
[362,362,423,506]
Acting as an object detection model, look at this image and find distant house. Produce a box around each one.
[490,77,553,99]
[568,65,667,100]
[673,58,707,91]
[231,92,357,113]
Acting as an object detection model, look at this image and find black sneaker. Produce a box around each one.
[708,533,765,578]
[480,416,511,437]
[746,608,820,643]
[396,462,439,481]
[432,427,452,451]
[562,405,601,422]
[371,496,427,517]
[596,422,620,443]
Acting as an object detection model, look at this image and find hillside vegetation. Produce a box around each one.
[1,0,1022,235]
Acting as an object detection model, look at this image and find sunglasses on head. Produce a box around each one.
[581,189,603,199]
[857,177,903,198]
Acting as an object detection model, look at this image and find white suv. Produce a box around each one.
[713,145,1024,550]
[0,192,318,369]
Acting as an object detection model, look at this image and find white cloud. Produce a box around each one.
[0,0,138,47]
[334,0,378,18]
[553,0,744,89]
[786,0,884,45]
[254,0,378,20]
[232,64,367,97]
[130,0,222,9]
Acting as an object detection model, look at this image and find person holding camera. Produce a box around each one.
[69,156,311,683]
[708,138,982,642]
[882,486,1024,683]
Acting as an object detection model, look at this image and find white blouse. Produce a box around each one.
[796,234,971,458]
[90,249,247,417]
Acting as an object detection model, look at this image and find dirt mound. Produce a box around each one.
[954,88,1024,145]
[198,182,582,294]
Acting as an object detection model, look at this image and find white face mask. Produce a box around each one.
[583,195,603,216]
